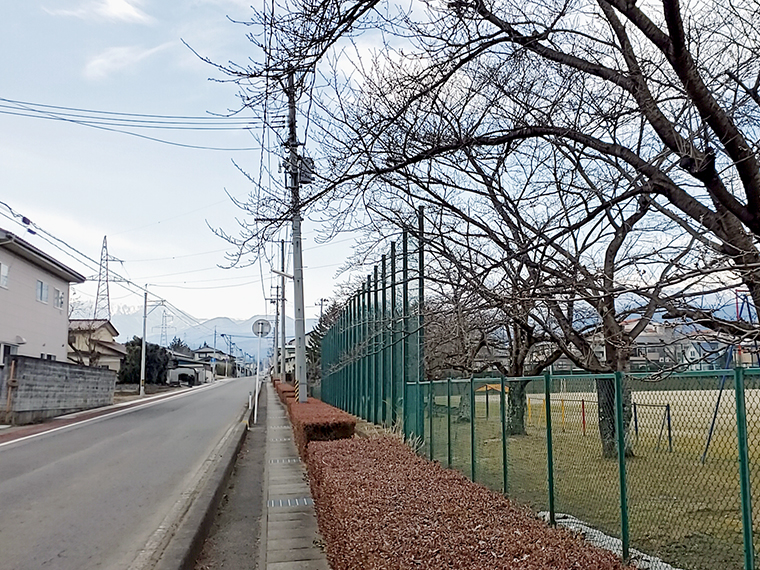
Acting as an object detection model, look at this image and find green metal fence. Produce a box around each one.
[322,352,760,570]
[321,216,426,442]
[318,211,759,570]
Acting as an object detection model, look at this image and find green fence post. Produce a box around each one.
[428,380,434,460]
[381,254,387,426]
[470,376,476,481]
[365,275,372,421]
[390,242,398,427]
[402,230,410,442]
[418,205,426,449]
[373,266,379,424]
[735,367,755,570]
[354,292,360,417]
[544,371,556,526]
[447,377,452,468]
[500,375,508,495]
[614,371,630,560]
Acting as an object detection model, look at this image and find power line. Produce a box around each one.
[0,200,217,333]
[0,97,285,151]
[0,97,283,125]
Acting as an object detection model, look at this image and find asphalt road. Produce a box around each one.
[0,377,257,570]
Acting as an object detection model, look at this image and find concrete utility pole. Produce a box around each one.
[140,287,147,397]
[318,297,329,320]
[280,239,287,383]
[286,71,307,403]
[271,285,280,378]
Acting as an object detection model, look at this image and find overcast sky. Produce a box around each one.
[0,0,355,327]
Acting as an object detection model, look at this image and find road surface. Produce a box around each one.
[0,377,256,570]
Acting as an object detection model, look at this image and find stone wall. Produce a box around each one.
[0,355,116,425]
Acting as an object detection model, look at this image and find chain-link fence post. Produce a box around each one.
[500,374,508,495]
[390,241,399,427]
[735,366,755,570]
[614,370,630,560]
[418,206,426,448]
[447,376,452,468]
[544,371,556,526]
[470,376,476,481]
[402,230,410,442]
[381,254,388,426]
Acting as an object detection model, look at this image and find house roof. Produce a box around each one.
[95,340,127,356]
[0,228,86,283]
[69,319,119,337]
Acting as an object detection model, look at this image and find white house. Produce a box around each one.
[0,228,86,363]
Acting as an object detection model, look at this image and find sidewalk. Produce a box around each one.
[195,381,329,570]
[262,383,329,570]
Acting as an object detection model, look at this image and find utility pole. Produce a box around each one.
[286,70,307,403]
[140,287,147,397]
[270,285,280,379]
[318,297,329,320]
[213,327,217,381]
[280,239,287,383]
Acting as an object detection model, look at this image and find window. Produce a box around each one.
[36,280,48,303]
[0,263,7,288]
[1,343,17,366]
[54,288,65,309]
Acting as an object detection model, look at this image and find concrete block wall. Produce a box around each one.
[0,355,116,425]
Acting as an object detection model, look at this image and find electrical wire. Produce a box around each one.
[0,97,283,151]
[0,97,283,126]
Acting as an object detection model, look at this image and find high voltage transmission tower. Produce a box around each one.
[93,236,123,321]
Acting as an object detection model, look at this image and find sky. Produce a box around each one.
[0,0,356,337]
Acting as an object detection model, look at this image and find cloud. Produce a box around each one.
[45,0,154,24]
[84,43,172,79]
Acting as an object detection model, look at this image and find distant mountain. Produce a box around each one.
[108,305,316,358]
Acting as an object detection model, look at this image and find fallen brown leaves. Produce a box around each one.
[307,437,631,570]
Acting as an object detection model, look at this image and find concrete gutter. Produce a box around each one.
[153,407,251,570]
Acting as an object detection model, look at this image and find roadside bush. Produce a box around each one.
[307,437,630,570]
[288,398,356,458]
[274,381,296,407]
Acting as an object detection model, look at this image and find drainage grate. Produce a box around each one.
[269,438,292,442]
[269,457,301,463]
[268,497,314,508]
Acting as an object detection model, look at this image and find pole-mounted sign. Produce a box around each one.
[252,318,271,425]
[252,319,272,337]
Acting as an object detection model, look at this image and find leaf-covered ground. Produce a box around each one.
[307,437,631,570]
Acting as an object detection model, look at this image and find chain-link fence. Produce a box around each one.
[318,212,758,570]
[417,370,759,570]
[324,356,760,569]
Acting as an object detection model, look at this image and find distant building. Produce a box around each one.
[194,343,234,376]
[545,320,733,373]
[68,319,126,372]
[0,228,86,364]
[167,349,213,386]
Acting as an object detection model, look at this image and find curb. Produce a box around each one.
[154,407,251,570]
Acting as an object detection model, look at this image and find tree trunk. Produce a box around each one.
[506,380,529,435]
[457,386,471,422]
[596,377,634,458]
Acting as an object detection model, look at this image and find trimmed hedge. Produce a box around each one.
[287,398,356,458]
[307,437,631,570]
[273,380,296,407]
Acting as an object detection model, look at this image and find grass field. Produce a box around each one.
[418,385,759,570]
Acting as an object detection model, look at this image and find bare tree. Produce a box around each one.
[208,0,760,454]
